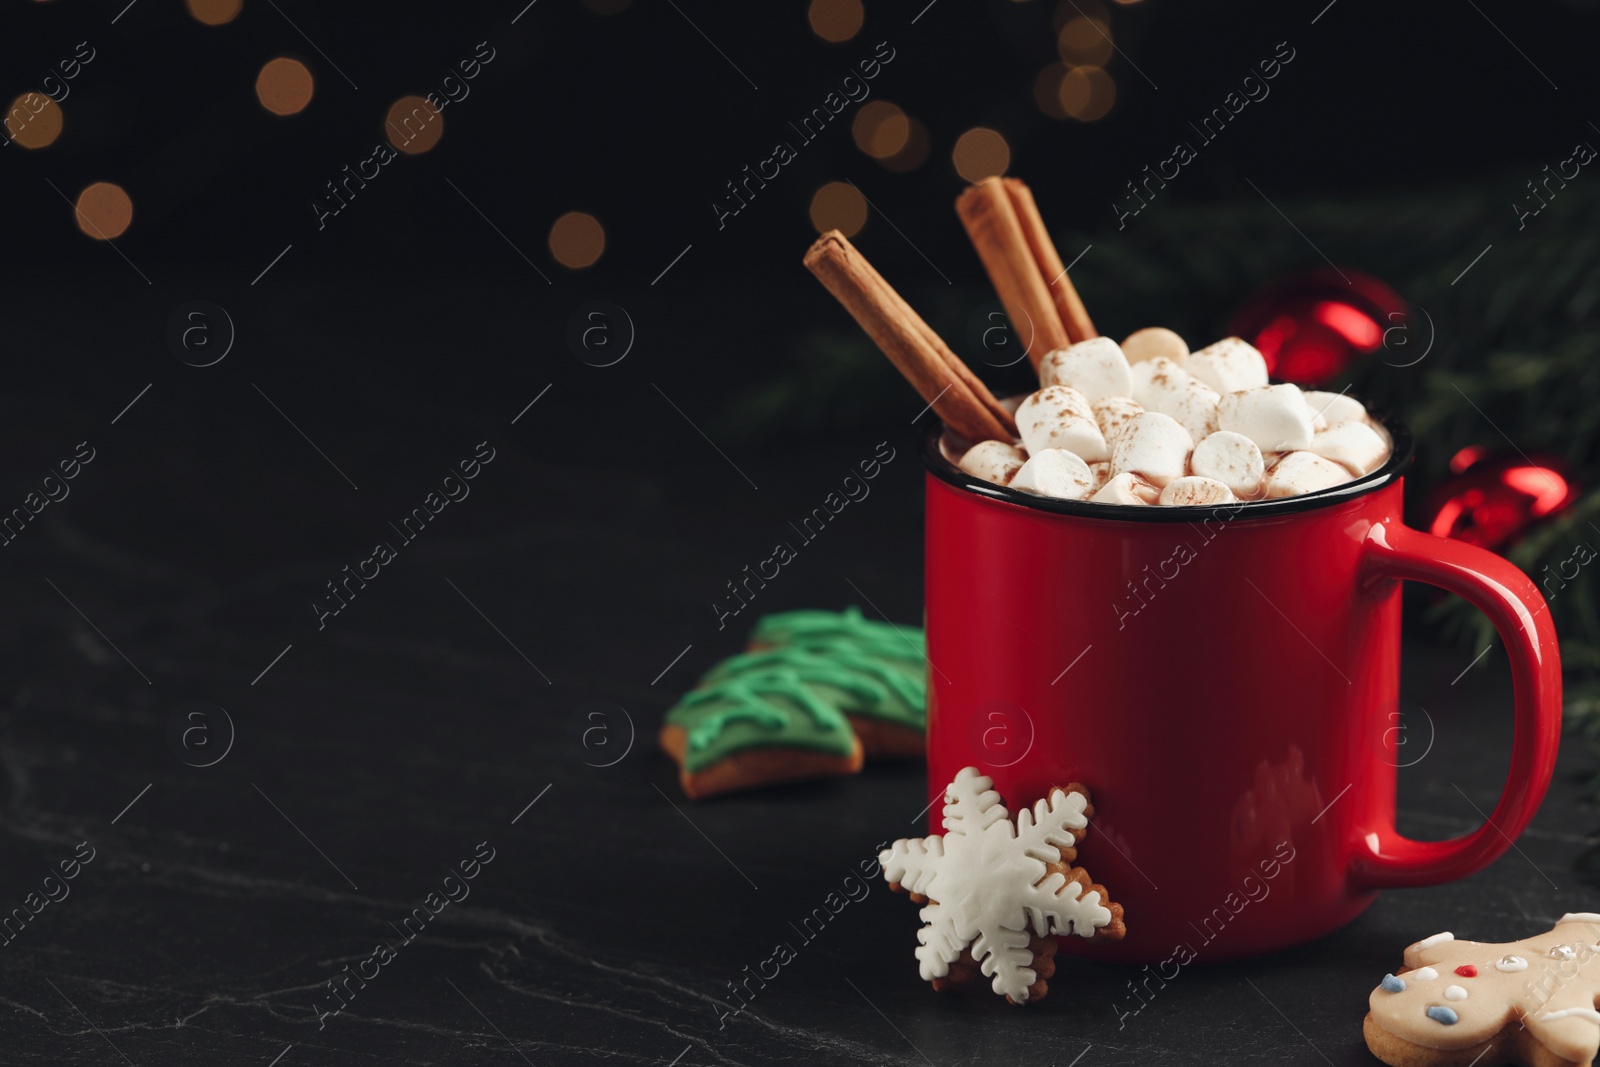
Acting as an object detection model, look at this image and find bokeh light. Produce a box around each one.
[548,212,606,268]
[583,0,633,11]
[74,182,133,240]
[809,181,868,236]
[5,93,62,149]
[952,128,1010,183]
[185,0,242,25]
[1059,66,1117,121]
[852,101,909,159]
[255,57,314,116]
[1058,16,1114,65]
[1034,64,1069,119]
[881,118,930,172]
[808,0,863,42]
[386,95,444,154]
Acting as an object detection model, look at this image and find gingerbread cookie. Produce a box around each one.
[933,932,1059,1004]
[1365,913,1600,1067]
[660,608,926,799]
[879,767,1125,1004]
[747,607,925,760]
[704,642,925,759]
[658,671,863,800]
[749,605,918,654]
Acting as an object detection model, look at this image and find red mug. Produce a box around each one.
[921,414,1561,963]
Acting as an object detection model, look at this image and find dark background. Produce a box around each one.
[1,2,1597,1065]
[5,0,1597,484]
[6,0,1599,280]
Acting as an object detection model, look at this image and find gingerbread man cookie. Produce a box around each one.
[1366,913,1600,1067]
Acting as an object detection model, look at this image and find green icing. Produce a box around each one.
[666,670,856,772]
[665,609,929,771]
[703,644,925,730]
[751,606,922,657]
[798,631,926,668]
[682,696,789,744]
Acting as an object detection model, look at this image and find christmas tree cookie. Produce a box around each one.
[658,670,863,800]
[750,605,919,653]
[747,606,927,759]
[659,608,926,799]
[703,642,925,759]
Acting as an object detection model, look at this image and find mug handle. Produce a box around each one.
[1350,520,1563,889]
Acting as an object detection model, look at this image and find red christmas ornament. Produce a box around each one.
[1423,449,1580,555]
[1228,269,1409,387]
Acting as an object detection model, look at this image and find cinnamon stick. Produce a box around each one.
[804,231,1014,444]
[1003,177,1097,343]
[955,178,1071,371]
[850,251,1017,435]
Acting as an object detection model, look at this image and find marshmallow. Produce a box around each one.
[1191,430,1265,497]
[1158,476,1235,507]
[1185,337,1269,395]
[1302,390,1368,429]
[975,335,1387,507]
[1121,327,1189,365]
[1217,384,1315,452]
[1154,378,1220,444]
[1263,451,1353,498]
[1110,411,1193,488]
[1092,471,1159,505]
[1309,421,1389,475]
[1039,337,1134,402]
[1130,356,1190,410]
[1092,396,1144,447]
[1011,449,1097,500]
[1132,356,1219,441]
[958,440,1026,486]
[1015,385,1109,463]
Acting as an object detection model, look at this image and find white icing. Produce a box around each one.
[1414,932,1454,950]
[1550,944,1578,961]
[1559,913,1600,924]
[1444,984,1468,1001]
[1412,966,1439,981]
[1496,955,1529,972]
[879,767,1113,1003]
[1542,1008,1600,1024]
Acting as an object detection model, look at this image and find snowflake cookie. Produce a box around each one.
[879,766,1126,1005]
[1366,913,1600,1067]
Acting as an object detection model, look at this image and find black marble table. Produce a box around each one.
[0,278,1593,1067]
